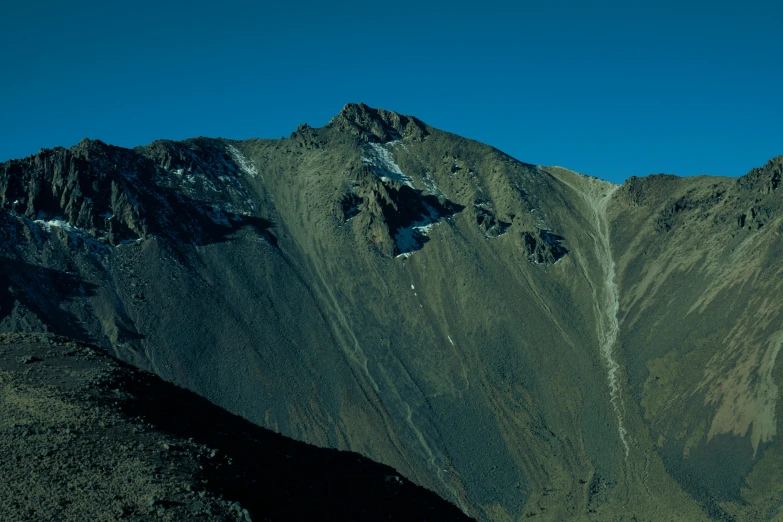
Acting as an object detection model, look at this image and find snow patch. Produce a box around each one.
[227,144,258,177]
[117,237,144,247]
[34,219,80,233]
[422,172,442,196]
[394,204,440,257]
[361,143,413,187]
[31,217,114,255]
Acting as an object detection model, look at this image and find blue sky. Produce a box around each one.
[1,0,781,183]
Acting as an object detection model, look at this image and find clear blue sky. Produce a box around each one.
[1,0,781,184]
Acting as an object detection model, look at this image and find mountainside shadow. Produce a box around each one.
[0,257,98,342]
[105,352,472,521]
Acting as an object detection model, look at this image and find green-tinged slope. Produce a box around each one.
[227,111,638,519]
[609,158,783,520]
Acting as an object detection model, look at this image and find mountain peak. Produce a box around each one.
[737,154,783,194]
[71,137,109,153]
[328,102,428,143]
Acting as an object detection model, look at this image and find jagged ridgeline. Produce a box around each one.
[1,103,783,521]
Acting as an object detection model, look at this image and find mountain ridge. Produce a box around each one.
[1,104,782,521]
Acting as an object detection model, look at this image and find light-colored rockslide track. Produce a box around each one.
[550,168,629,457]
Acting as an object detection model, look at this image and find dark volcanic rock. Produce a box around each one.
[0,138,274,247]
[623,174,680,206]
[347,166,464,256]
[737,155,783,194]
[655,188,726,233]
[520,229,567,265]
[0,141,150,245]
[474,202,510,238]
[329,102,429,143]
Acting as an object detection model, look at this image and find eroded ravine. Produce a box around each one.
[583,179,630,457]
[553,170,630,457]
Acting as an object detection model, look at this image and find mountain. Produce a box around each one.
[0,102,781,521]
[0,332,472,521]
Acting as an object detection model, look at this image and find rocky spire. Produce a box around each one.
[328,103,428,143]
[737,154,783,194]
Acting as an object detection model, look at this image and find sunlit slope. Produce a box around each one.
[609,159,783,519]
[545,167,713,521]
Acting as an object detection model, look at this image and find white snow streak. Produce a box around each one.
[227,144,258,177]
[31,217,115,255]
[361,143,414,187]
[395,221,435,257]
[34,219,81,233]
[422,172,442,196]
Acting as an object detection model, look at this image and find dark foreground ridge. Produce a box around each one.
[0,333,473,522]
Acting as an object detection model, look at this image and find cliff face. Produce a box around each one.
[0,140,151,244]
[1,103,782,521]
[0,137,273,248]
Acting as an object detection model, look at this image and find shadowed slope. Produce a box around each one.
[0,333,473,521]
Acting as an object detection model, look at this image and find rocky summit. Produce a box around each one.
[1,102,782,521]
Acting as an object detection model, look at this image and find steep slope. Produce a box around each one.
[548,171,627,454]
[609,160,783,520]
[0,103,780,521]
[0,333,472,521]
[543,168,714,520]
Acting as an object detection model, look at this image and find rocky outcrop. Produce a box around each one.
[339,166,463,256]
[654,189,726,232]
[737,155,783,195]
[329,103,428,143]
[622,174,680,206]
[337,192,362,221]
[520,229,567,265]
[0,139,273,248]
[287,123,326,151]
[0,140,153,245]
[474,202,510,238]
